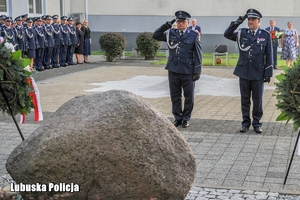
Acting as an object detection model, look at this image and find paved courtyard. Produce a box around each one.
[1,55,300,199]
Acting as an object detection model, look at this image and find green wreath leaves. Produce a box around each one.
[275,60,300,131]
[0,40,34,116]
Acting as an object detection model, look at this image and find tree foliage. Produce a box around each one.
[275,61,300,131]
[99,33,126,62]
[136,32,160,60]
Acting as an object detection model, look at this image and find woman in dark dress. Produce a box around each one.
[81,20,91,63]
[74,22,84,64]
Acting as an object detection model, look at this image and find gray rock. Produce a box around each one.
[6,90,196,200]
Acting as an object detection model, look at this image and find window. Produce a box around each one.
[0,0,7,12]
[29,0,43,14]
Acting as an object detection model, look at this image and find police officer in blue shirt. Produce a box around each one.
[34,17,46,71]
[224,9,273,134]
[153,10,202,128]
[1,17,16,46]
[14,16,26,53]
[43,15,54,69]
[60,16,70,67]
[51,15,62,68]
[67,16,77,65]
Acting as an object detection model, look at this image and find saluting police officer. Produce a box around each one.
[60,16,70,67]
[14,16,26,54]
[153,11,202,128]
[51,15,62,68]
[224,9,273,134]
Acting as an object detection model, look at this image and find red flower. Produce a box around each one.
[270,30,276,40]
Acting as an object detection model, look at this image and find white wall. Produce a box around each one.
[88,0,300,17]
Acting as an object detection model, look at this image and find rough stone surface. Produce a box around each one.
[6,90,196,200]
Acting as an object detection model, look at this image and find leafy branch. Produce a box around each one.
[275,60,300,131]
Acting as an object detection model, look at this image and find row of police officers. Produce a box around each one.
[0,14,79,71]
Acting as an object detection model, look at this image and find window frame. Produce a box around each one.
[29,0,44,15]
[0,0,8,14]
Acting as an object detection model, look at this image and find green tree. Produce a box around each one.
[99,33,126,62]
[136,32,160,60]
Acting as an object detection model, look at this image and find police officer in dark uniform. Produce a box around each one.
[0,15,7,30]
[60,16,70,67]
[51,15,62,68]
[224,9,273,133]
[67,16,77,65]
[24,18,38,70]
[14,16,26,53]
[34,17,46,71]
[43,15,54,69]
[153,10,202,128]
[21,14,28,28]
[1,17,16,46]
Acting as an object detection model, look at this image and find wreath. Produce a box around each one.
[0,40,33,116]
[275,61,300,130]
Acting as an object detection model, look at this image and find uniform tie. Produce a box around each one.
[180,31,183,36]
[252,30,255,36]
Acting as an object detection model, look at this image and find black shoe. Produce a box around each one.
[240,126,249,133]
[173,120,182,127]
[63,63,68,67]
[254,127,262,134]
[36,68,43,71]
[182,120,190,128]
[84,61,90,63]
[77,62,83,64]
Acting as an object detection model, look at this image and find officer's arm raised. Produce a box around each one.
[152,19,175,41]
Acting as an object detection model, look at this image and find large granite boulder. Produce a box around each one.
[6,90,196,200]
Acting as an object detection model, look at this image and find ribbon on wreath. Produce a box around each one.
[20,77,43,124]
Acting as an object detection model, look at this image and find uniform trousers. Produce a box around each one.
[272,44,278,67]
[168,71,195,121]
[43,47,53,69]
[239,78,264,128]
[60,45,68,65]
[51,45,60,67]
[67,44,76,64]
[35,48,44,70]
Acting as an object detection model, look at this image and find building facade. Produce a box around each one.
[2,0,300,52]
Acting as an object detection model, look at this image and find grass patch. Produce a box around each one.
[151,53,286,67]
[92,51,285,68]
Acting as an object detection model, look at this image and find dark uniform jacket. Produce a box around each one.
[153,28,202,75]
[44,24,54,47]
[68,24,77,45]
[1,25,16,45]
[60,23,70,46]
[25,27,38,50]
[35,25,45,48]
[51,22,62,46]
[224,22,273,80]
[14,25,26,51]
